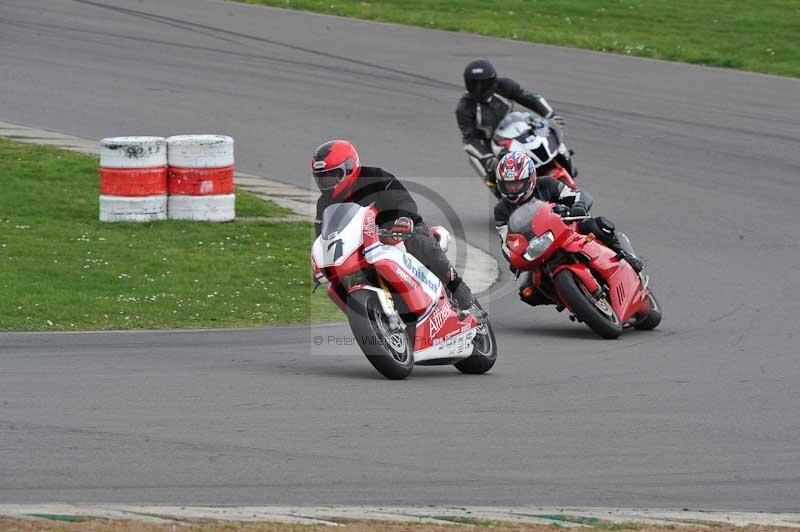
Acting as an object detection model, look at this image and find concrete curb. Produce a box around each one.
[1,121,498,294]
[1,505,799,527]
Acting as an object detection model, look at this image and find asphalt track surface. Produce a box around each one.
[1,0,800,510]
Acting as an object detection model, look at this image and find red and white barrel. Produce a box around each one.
[99,136,167,222]
[166,135,235,222]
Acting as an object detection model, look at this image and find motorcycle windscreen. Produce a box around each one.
[508,200,547,239]
[494,111,530,141]
[320,202,362,239]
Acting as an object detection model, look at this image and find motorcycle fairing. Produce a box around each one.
[364,242,475,361]
[413,325,476,363]
[313,203,366,268]
[364,244,441,303]
[556,234,649,323]
[492,111,560,167]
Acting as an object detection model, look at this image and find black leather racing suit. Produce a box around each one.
[315,167,468,301]
[493,177,640,306]
[456,77,554,183]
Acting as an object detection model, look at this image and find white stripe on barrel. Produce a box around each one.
[167,194,235,222]
[100,136,167,168]
[166,134,235,222]
[99,194,167,222]
[166,135,234,168]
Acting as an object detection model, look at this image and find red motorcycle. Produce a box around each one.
[505,200,662,338]
[312,203,497,379]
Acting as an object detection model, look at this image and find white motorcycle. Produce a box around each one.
[491,111,579,191]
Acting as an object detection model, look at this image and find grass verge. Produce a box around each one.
[0,137,338,331]
[235,0,800,78]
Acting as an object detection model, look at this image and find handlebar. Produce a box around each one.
[378,229,413,241]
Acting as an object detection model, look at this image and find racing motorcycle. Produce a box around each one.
[504,199,661,339]
[492,111,578,190]
[312,203,497,379]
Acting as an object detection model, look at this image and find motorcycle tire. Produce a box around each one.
[554,270,623,339]
[634,292,662,331]
[347,290,414,380]
[454,302,497,375]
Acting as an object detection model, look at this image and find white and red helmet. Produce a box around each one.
[496,151,536,204]
[311,140,361,198]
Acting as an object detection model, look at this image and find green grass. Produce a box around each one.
[0,138,339,331]
[235,0,800,77]
[235,186,294,218]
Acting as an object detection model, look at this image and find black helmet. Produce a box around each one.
[463,59,497,100]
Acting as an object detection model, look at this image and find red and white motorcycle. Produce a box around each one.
[492,111,578,189]
[312,203,497,379]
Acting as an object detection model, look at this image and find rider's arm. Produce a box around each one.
[496,77,554,119]
[376,171,424,225]
[540,176,593,211]
[456,97,493,157]
[494,201,513,262]
[314,196,326,237]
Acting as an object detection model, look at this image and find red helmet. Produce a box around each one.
[496,151,536,204]
[311,140,361,198]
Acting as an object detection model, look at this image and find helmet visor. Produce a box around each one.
[313,167,345,190]
[498,177,530,196]
[313,156,354,191]
[466,77,496,99]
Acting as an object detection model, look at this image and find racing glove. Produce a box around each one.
[569,203,589,217]
[482,154,499,176]
[381,217,414,245]
[551,203,570,217]
[551,114,566,129]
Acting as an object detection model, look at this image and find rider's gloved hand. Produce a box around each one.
[381,216,414,245]
[569,203,588,217]
[551,114,566,128]
[551,203,570,217]
[482,155,499,176]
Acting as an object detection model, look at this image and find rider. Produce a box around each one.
[312,139,482,314]
[456,59,576,195]
[493,151,643,305]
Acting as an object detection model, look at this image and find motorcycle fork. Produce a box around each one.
[378,278,406,334]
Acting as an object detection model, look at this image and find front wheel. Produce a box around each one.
[454,303,498,374]
[554,270,622,339]
[347,290,414,380]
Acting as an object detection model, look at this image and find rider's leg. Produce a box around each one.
[464,144,500,198]
[578,217,643,273]
[404,224,480,311]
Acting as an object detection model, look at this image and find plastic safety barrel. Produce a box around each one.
[166,135,235,222]
[99,136,167,222]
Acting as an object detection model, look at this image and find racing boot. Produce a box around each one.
[449,276,487,323]
[610,233,643,273]
[593,218,643,274]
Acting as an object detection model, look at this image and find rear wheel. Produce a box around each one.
[554,270,622,339]
[634,292,662,330]
[347,290,414,380]
[454,302,497,374]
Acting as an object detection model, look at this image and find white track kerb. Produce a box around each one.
[1,505,799,527]
[0,120,499,293]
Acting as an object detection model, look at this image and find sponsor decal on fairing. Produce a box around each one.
[394,267,416,288]
[427,301,451,337]
[402,255,440,293]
